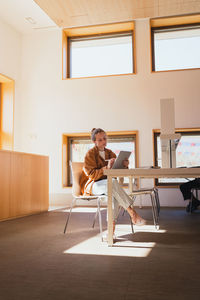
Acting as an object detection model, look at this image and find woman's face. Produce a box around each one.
[94,132,107,151]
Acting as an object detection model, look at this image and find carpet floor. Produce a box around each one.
[0,207,200,300]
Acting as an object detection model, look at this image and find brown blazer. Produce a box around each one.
[80,146,116,195]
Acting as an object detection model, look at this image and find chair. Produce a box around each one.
[117,177,160,232]
[63,162,105,241]
[129,187,160,230]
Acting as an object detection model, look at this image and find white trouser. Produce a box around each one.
[92,178,133,221]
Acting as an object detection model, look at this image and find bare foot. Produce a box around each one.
[132,215,146,226]
[127,207,146,226]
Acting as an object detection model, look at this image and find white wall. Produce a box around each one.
[0,19,21,79]
[3,18,200,208]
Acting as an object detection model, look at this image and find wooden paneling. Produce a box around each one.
[158,0,200,18]
[10,153,32,216]
[63,21,134,37]
[30,154,49,212]
[0,150,49,222]
[34,0,200,29]
[0,151,11,220]
[151,13,200,27]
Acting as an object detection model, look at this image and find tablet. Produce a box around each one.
[112,151,132,169]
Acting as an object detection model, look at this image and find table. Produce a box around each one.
[104,167,200,246]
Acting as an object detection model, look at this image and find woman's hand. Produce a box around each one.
[123,158,129,168]
[107,158,116,169]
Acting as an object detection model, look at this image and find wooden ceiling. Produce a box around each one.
[34,0,200,28]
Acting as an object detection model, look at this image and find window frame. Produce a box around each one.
[62,22,136,79]
[62,130,139,187]
[150,14,200,72]
[153,128,200,187]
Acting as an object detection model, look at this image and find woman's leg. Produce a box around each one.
[92,179,145,226]
[112,179,146,225]
[91,179,108,195]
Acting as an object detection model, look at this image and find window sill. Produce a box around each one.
[63,72,136,80]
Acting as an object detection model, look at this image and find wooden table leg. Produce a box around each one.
[107,175,113,246]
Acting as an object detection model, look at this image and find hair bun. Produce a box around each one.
[91,128,105,141]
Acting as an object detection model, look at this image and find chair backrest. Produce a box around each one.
[70,162,84,197]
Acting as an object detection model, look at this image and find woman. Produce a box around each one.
[80,128,146,231]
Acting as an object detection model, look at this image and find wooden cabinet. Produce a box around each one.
[0,150,49,221]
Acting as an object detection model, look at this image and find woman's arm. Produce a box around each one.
[84,150,106,181]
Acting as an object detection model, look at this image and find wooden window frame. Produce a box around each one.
[150,14,200,73]
[62,21,136,79]
[62,130,139,187]
[153,128,200,187]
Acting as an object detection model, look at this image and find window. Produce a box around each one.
[153,129,200,186]
[62,22,135,79]
[151,15,200,72]
[62,131,138,187]
[0,74,14,150]
[69,33,133,78]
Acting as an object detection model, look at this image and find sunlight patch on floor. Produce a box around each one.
[63,235,155,257]
[116,224,166,233]
[63,224,166,257]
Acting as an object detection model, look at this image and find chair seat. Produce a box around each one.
[75,195,103,200]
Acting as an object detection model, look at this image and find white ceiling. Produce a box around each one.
[0,0,58,34]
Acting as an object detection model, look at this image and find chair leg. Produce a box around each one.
[116,206,123,220]
[154,188,160,216]
[150,193,158,229]
[139,195,143,208]
[63,197,76,234]
[92,199,103,232]
[97,197,103,241]
[92,209,98,228]
[129,215,134,234]
[122,207,126,216]
[117,205,134,234]
[154,194,159,228]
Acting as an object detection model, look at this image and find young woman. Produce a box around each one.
[80,128,146,231]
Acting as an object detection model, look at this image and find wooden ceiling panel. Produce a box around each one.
[158,0,200,17]
[34,0,200,28]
